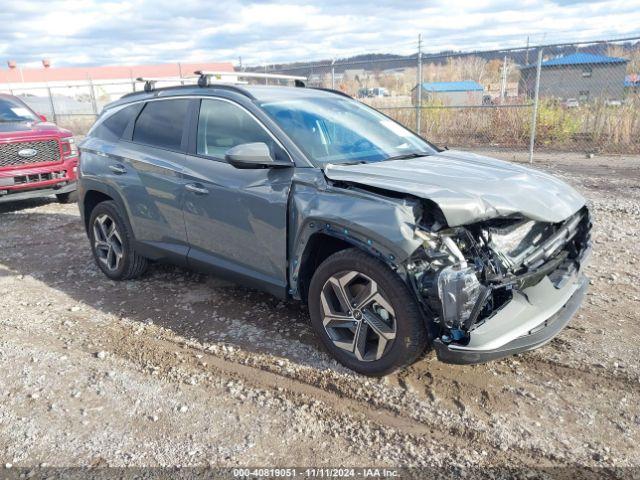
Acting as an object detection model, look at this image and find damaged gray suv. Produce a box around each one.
[78,78,591,376]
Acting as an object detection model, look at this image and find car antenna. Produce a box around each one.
[195,71,307,87]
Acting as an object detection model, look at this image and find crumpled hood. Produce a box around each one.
[323,150,585,226]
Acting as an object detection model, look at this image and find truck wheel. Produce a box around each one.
[308,248,428,376]
[56,191,78,204]
[88,201,148,280]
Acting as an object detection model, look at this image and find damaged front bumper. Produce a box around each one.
[433,272,588,364]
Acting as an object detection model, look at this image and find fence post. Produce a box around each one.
[331,59,336,89]
[88,77,99,116]
[416,34,423,134]
[46,87,57,123]
[528,49,543,163]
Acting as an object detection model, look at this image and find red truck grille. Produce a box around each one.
[0,140,60,168]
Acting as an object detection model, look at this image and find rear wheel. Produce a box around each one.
[88,201,148,280]
[56,191,78,204]
[308,248,428,376]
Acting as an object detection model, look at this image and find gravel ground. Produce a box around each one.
[0,152,638,474]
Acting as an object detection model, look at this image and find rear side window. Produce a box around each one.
[92,104,139,142]
[133,99,190,151]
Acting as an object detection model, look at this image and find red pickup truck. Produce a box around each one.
[0,93,79,204]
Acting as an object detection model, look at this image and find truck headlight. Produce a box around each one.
[61,137,79,157]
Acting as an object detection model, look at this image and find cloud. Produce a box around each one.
[0,0,638,68]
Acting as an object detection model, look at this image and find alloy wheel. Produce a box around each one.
[319,270,397,362]
[93,214,124,272]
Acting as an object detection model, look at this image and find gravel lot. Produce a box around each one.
[0,152,638,474]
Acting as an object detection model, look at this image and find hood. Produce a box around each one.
[0,121,68,141]
[323,150,585,227]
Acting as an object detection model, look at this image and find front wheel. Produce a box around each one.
[308,248,428,376]
[88,201,148,280]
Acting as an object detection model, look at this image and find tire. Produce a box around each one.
[56,190,78,204]
[88,200,148,280]
[308,248,428,376]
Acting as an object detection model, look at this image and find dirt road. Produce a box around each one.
[0,152,638,473]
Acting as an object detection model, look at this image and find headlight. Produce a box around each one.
[488,219,552,269]
[415,227,486,330]
[437,265,482,329]
[61,137,79,157]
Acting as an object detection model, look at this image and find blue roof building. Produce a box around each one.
[519,52,628,102]
[412,80,485,106]
[419,80,484,92]
[522,52,628,69]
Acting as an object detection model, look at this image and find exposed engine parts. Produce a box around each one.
[408,207,592,345]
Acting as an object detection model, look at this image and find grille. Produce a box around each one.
[0,140,60,168]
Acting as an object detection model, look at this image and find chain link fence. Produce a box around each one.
[1,36,639,157]
[0,79,169,134]
[269,36,640,157]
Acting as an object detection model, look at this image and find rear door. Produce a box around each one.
[115,98,193,262]
[181,97,294,296]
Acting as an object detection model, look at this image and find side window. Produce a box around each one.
[132,99,190,151]
[92,104,139,142]
[197,99,288,161]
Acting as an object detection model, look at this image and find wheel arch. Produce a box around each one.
[296,232,354,303]
[292,222,412,303]
[80,180,128,234]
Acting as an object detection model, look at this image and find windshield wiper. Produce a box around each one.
[383,152,431,161]
[328,160,367,166]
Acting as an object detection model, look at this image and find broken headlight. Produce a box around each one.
[415,227,486,331]
[486,219,553,270]
[437,265,482,330]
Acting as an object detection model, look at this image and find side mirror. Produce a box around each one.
[225,142,291,169]
[38,114,47,122]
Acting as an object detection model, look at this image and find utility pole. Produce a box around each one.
[88,76,98,115]
[416,33,423,134]
[177,62,184,85]
[528,49,543,164]
[500,55,508,102]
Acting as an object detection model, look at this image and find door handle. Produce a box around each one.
[108,164,127,175]
[185,183,209,195]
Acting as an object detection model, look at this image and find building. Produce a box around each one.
[0,62,235,88]
[0,62,236,116]
[411,80,484,106]
[519,52,628,102]
[382,67,409,78]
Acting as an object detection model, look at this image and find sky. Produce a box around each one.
[1,0,639,68]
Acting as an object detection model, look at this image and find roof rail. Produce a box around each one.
[195,71,307,87]
[309,87,353,99]
[135,76,193,93]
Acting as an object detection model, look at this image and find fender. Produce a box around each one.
[287,176,424,299]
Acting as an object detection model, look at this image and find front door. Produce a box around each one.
[181,98,293,296]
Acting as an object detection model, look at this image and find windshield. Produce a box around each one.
[260,96,437,165]
[0,97,39,123]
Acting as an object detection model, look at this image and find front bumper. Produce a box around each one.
[0,156,78,204]
[0,181,77,204]
[434,273,588,365]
